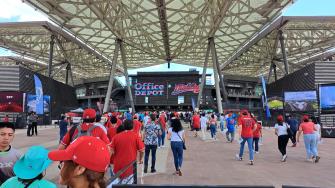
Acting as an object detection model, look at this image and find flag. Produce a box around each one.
[191,97,196,111]
[33,74,44,115]
[261,76,271,119]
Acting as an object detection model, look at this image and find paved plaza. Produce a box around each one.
[12,124,335,188]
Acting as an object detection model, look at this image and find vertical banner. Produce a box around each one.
[261,76,271,118]
[33,74,44,115]
[191,97,196,111]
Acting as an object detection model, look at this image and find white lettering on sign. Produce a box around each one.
[134,82,164,96]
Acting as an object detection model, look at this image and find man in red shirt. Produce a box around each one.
[158,112,167,147]
[192,112,201,137]
[59,108,111,150]
[111,119,144,184]
[236,110,257,165]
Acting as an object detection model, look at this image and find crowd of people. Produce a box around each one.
[0,108,324,187]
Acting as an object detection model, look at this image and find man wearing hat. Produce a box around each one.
[236,110,257,165]
[59,108,111,150]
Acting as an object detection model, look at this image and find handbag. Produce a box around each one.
[176,131,186,150]
[285,123,293,138]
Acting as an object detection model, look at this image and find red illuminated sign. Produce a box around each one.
[171,83,199,95]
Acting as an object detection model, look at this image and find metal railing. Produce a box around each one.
[107,160,138,185]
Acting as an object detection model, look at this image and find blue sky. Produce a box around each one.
[0,0,335,82]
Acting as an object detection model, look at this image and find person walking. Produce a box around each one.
[253,121,262,154]
[274,115,290,162]
[0,146,55,188]
[311,116,322,146]
[192,112,200,137]
[209,114,217,140]
[236,110,257,165]
[297,115,320,162]
[200,113,208,140]
[225,113,236,143]
[143,114,161,173]
[167,118,185,176]
[286,115,298,147]
[158,112,167,147]
[59,115,68,142]
[219,113,225,133]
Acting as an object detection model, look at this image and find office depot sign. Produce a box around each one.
[134,82,164,96]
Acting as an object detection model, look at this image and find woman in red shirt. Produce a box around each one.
[297,115,319,163]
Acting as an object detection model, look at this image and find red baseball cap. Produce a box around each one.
[48,136,110,172]
[133,115,138,119]
[82,108,96,119]
[277,115,284,122]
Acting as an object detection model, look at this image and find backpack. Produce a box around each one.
[69,123,98,142]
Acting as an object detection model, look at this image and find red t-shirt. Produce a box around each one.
[61,123,111,146]
[253,123,262,138]
[132,120,142,135]
[241,117,256,138]
[159,115,166,130]
[192,115,200,129]
[105,120,112,129]
[111,131,144,178]
[299,122,315,134]
[107,124,119,142]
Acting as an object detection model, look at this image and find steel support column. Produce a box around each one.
[213,55,223,114]
[267,62,273,83]
[196,41,211,109]
[68,64,74,86]
[279,30,289,75]
[120,40,135,114]
[273,63,278,81]
[103,39,120,113]
[65,63,70,85]
[48,35,55,77]
[211,38,228,102]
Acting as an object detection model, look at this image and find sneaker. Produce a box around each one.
[249,160,254,165]
[291,143,297,147]
[144,168,148,173]
[151,169,157,173]
[235,154,242,161]
[315,156,320,163]
[255,151,259,154]
[178,170,182,176]
[281,154,287,162]
[311,156,315,163]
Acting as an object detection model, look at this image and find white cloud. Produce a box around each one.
[0,0,47,21]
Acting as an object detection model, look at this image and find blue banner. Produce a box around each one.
[191,97,196,111]
[261,76,271,119]
[33,74,44,115]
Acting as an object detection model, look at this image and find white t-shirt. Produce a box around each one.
[200,116,208,128]
[274,123,289,136]
[315,123,321,140]
[168,127,184,142]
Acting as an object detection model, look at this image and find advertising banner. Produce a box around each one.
[171,83,199,95]
[320,84,335,112]
[33,74,44,114]
[261,76,271,118]
[27,94,50,113]
[0,92,24,112]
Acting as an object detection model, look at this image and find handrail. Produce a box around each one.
[107,160,138,185]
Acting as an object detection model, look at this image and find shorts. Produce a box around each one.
[194,128,200,131]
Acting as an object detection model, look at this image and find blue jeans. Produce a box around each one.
[220,122,224,132]
[171,141,183,171]
[144,145,157,170]
[210,125,216,138]
[303,134,318,159]
[158,131,166,147]
[239,137,254,161]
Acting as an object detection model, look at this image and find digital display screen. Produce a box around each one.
[284,91,317,111]
[26,94,50,114]
[320,85,335,112]
[0,92,24,112]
